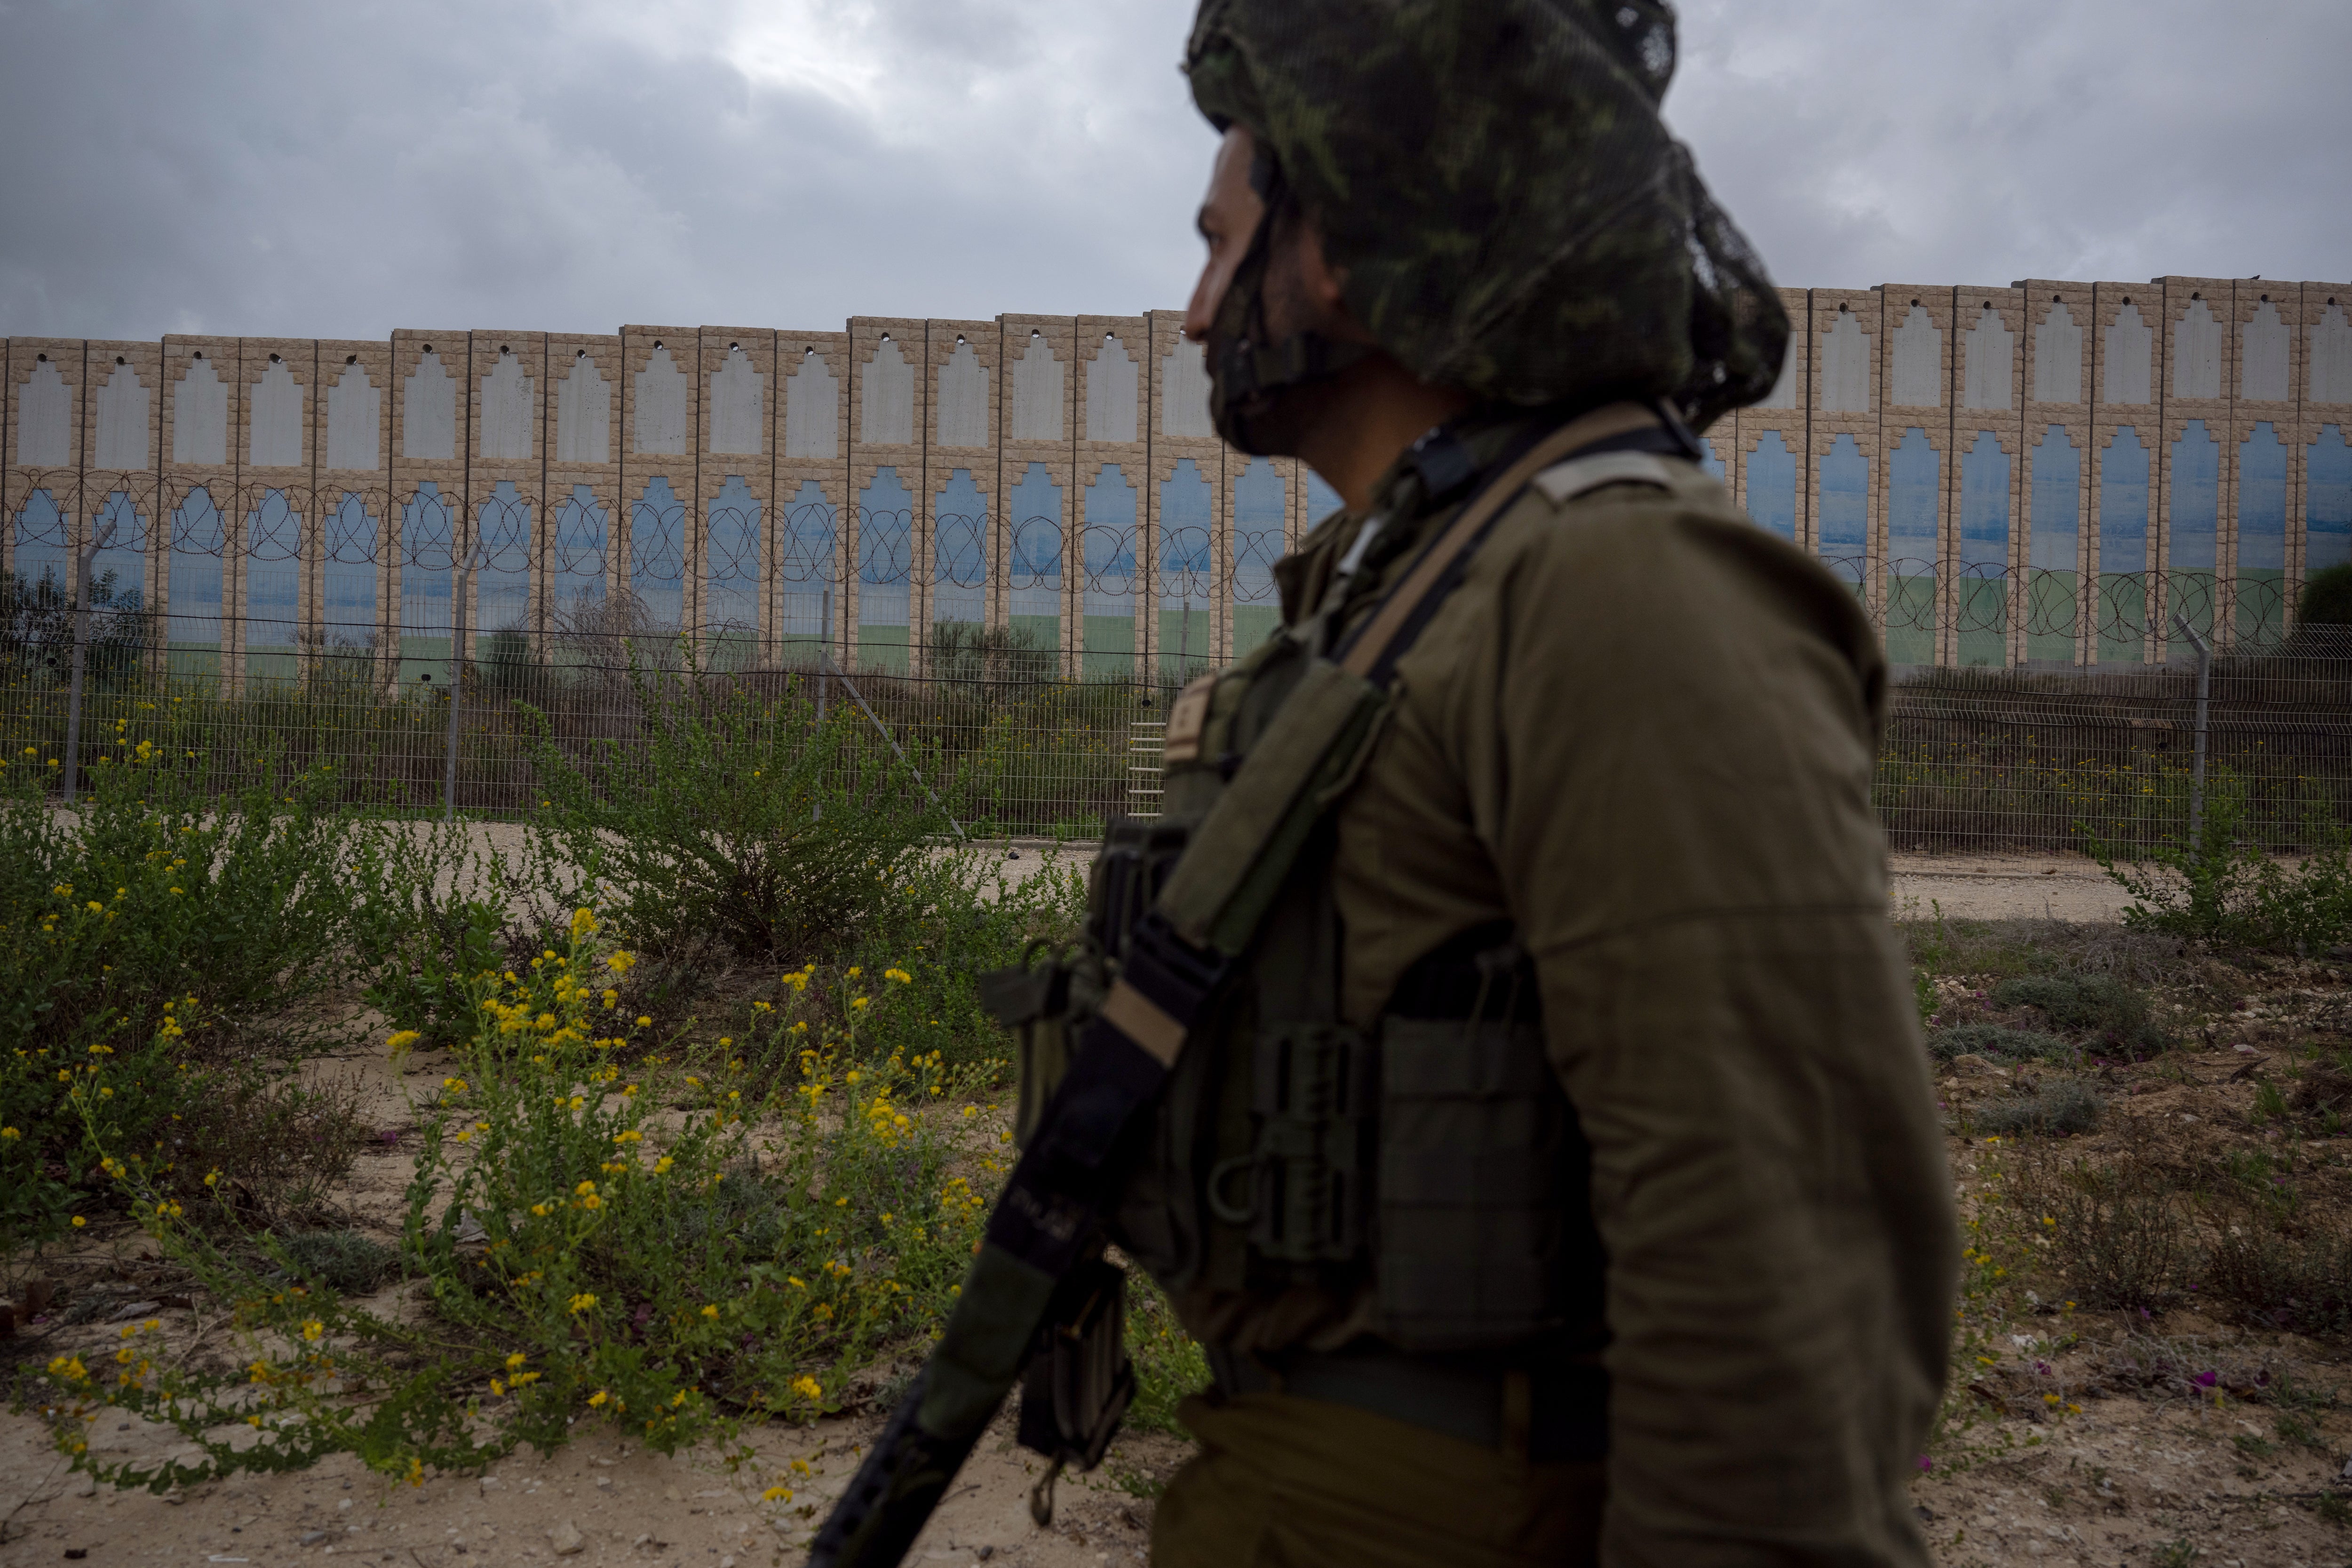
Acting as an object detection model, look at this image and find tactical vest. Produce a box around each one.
[982,431,1702,1361]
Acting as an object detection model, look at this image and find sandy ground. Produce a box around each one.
[0,1403,1182,1567]
[1889,852,2136,925]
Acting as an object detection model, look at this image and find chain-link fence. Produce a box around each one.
[1877,625,2352,852]
[5,533,2349,850]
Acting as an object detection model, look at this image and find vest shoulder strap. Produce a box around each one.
[1531,449,1681,505]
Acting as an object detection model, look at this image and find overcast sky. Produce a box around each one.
[0,0,2345,342]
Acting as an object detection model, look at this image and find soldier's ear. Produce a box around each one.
[1276,198,1349,316]
[1266,198,1363,345]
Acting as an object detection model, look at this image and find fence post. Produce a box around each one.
[818,648,965,842]
[2172,612,2212,847]
[817,587,830,725]
[445,539,474,823]
[60,517,118,808]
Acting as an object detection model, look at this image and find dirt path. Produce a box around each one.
[0,1403,1183,1566]
[420,819,2142,927]
[1889,852,2136,925]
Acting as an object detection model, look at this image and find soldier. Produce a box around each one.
[808,5,1957,1565]
[1138,2,1960,1564]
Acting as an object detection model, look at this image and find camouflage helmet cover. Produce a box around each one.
[1184,0,1787,430]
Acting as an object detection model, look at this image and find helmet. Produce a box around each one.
[1186,0,1787,448]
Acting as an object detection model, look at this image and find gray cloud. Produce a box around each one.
[0,0,2344,342]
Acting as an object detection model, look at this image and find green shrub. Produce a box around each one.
[1974,1078,2105,1137]
[362,896,507,1048]
[0,733,375,1055]
[1,1006,193,1252]
[2086,782,2352,955]
[1927,1023,2075,1063]
[1124,1271,1210,1435]
[523,671,950,966]
[1988,973,2171,1057]
[273,1230,399,1295]
[0,735,400,1250]
[1991,975,2145,1033]
[2299,562,2352,625]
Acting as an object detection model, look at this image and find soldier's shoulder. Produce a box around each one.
[1484,447,1752,568]
[1478,449,1878,660]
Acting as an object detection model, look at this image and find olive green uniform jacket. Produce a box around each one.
[1172,422,1957,1566]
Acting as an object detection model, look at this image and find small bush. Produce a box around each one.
[1928,1023,2075,1063]
[0,740,381,1056]
[1991,974,2139,1032]
[2012,1151,2186,1311]
[2201,1222,2352,1336]
[2292,1060,2352,1117]
[170,1069,369,1224]
[363,896,507,1049]
[1991,974,2169,1056]
[524,671,949,967]
[1124,1271,1209,1435]
[274,1230,399,1295]
[1974,1078,2105,1137]
[2087,782,2352,956]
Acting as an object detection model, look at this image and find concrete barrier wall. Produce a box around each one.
[11,275,2347,680]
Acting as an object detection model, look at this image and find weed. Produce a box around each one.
[1991,974,2147,1033]
[2085,1334,2278,1401]
[2010,1150,2185,1311]
[2231,1431,2275,1460]
[2201,1217,2352,1336]
[2294,1059,2352,1117]
[2317,1491,2352,1526]
[1975,1079,2106,1138]
[2152,1536,2200,1566]
[364,896,507,1048]
[2276,1409,2326,1450]
[1908,900,1954,1024]
[0,738,381,1057]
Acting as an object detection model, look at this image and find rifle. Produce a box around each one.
[808,910,1223,1567]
